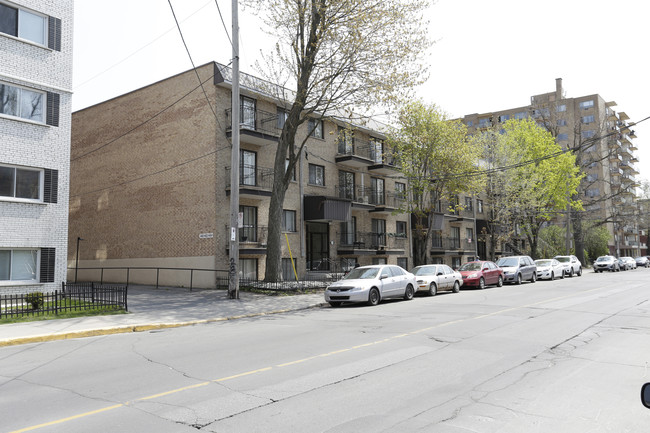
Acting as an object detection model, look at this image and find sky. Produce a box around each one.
[72,0,649,184]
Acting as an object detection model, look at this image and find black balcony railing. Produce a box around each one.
[431,237,475,250]
[338,231,406,250]
[225,165,275,190]
[225,106,282,137]
[235,225,268,245]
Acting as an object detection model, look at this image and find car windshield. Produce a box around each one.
[344,267,379,280]
[535,260,552,266]
[497,258,518,267]
[459,262,482,271]
[555,257,569,263]
[411,266,438,276]
[596,256,610,262]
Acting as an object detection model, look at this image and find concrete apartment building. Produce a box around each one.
[69,63,414,287]
[0,0,73,293]
[462,79,641,258]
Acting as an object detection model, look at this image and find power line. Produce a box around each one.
[214,0,233,47]
[167,0,218,119]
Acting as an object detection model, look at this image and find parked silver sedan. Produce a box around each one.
[325,265,417,307]
[410,264,463,296]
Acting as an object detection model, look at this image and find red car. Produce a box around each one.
[458,261,504,289]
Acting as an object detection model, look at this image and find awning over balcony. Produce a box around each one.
[304,196,351,222]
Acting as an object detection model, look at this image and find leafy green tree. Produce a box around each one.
[538,225,566,258]
[242,0,432,280]
[485,119,583,259]
[388,101,483,266]
[584,224,610,263]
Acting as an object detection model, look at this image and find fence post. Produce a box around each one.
[156,268,160,289]
[190,269,194,292]
[126,268,130,289]
[101,268,104,285]
[91,281,95,303]
[54,290,58,315]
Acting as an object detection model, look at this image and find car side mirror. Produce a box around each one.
[380,275,388,280]
[436,272,443,276]
[642,383,650,409]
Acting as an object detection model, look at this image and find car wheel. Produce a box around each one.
[428,282,437,296]
[452,281,460,293]
[367,288,380,306]
[577,267,582,276]
[569,268,574,277]
[516,273,522,285]
[404,284,414,301]
[530,272,537,283]
[561,270,565,279]
[478,277,485,290]
[497,276,503,287]
[329,301,342,308]
[550,272,554,281]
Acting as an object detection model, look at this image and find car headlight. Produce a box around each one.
[468,273,479,278]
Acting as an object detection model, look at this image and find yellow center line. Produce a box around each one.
[10,285,608,433]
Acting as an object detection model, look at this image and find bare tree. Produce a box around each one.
[242,0,432,280]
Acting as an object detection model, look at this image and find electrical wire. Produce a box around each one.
[214,0,233,46]
[167,0,218,119]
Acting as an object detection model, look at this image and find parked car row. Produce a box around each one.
[324,254,585,307]
[594,255,650,272]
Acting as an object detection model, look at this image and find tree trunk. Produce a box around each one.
[264,175,288,282]
[572,209,586,265]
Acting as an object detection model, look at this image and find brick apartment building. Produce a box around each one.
[69,63,420,287]
[0,0,73,293]
[462,79,642,258]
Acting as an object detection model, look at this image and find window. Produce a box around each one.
[371,178,384,205]
[370,137,384,163]
[285,159,296,181]
[396,221,407,238]
[499,114,510,122]
[466,120,473,127]
[557,133,569,141]
[239,206,257,242]
[478,117,491,127]
[397,258,408,270]
[586,173,598,182]
[372,257,387,265]
[585,188,600,198]
[282,210,296,232]
[240,150,256,186]
[0,3,58,48]
[466,228,474,242]
[338,170,354,199]
[514,112,527,120]
[0,82,45,123]
[395,182,406,200]
[308,118,323,138]
[452,257,461,269]
[277,108,288,129]
[556,104,566,112]
[337,126,354,154]
[579,100,594,110]
[582,130,596,139]
[240,96,256,129]
[308,164,324,186]
[557,119,567,126]
[372,219,386,247]
[533,108,550,118]
[582,115,595,124]
[464,197,473,211]
[340,217,356,245]
[432,230,442,248]
[477,199,483,213]
[239,258,257,280]
[0,164,41,200]
[450,227,460,248]
[0,249,38,282]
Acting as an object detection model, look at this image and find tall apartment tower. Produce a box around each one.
[0,1,73,293]
[462,79,640,257]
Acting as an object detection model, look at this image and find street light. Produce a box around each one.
[75,237,84,283]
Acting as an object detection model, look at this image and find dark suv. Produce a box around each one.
[496,255,537,284]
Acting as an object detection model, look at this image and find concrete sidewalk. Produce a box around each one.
[0,285,327,347]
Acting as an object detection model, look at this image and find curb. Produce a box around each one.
[0,302,328,348]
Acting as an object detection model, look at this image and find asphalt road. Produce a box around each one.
[2,268,649,432]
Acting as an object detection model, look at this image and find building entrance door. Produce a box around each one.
[307,222,329,271]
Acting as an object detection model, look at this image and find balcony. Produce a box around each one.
[225,165,274,198]
[225,225,268,254]
[608,138,621,150]
[368,153,400,175]
[431,237,475,252]
[226,107,281,145]
[335,138,374,167]
[370,192,405,214]
[620,161,639,174]
[608,152,622,163]
[337,231,406,254]
[609,166,623,177]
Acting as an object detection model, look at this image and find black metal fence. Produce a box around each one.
[0,282,127,319]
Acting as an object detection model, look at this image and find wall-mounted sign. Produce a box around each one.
[199,233,214,239]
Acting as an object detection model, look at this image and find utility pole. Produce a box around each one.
[228,0,240,299]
